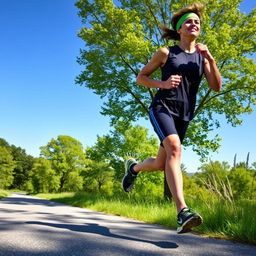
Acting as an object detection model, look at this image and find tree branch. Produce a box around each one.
[118,83,149,114]
[193,58,227,116]
[211,7,225,29]
[89,12,150,114]
[156,0,167,25]
[118,54,138,76]
[148,88,154,99]
[143,0,162,46]
[194,86,256,117]
[219,59,227,70]
[203,86,256,106]
[194,88,212,117]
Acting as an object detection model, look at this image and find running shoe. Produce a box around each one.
[122,158,138,192]
[177,208,203,234]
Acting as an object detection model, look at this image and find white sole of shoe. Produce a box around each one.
[177,215,203,234]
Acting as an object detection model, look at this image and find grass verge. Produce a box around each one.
[0,190,9,199]
[36,192,256,245]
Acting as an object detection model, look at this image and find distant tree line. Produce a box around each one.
[0,138,34,190]
[0,123,255,201]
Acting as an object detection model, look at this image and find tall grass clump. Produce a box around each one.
[190,174,256,244]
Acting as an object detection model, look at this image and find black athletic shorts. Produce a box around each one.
[149,104,189,146]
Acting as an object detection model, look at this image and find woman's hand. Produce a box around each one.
[195,43,214,61]
[161,75,182,89]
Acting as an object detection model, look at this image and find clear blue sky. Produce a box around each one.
[0,0,255,172]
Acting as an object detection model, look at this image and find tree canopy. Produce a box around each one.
[75,0,256,157]
[0,146,15,189]
[0,138,34,190]
[40,135,86,192]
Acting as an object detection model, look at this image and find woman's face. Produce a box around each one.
[178,17,201,38]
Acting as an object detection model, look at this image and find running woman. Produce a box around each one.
[122,3,222,234]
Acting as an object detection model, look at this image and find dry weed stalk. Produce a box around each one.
[200,173,234,203]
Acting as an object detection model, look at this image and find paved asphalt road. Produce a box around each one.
[0,193,255,256]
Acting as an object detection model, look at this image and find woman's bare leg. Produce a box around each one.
[129,135,186,213]
[162,134,187,213]
[133,146,166,172]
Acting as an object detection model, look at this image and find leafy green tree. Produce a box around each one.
[228,166,255,200]
[40,135,86,192]
[229,154,256,199]
[194,161,233,200]
[75,0,256,158]
[27,158,60,193]
[250,164,256,199]
[194,160,256,201]
[83,160,114,195]
[86,122,159,179]
[0,138,10,148]
[86,122,165,197]
[196,160,230,181]
[182,172,212,202]
[0,138,35,190]
[0,146,15,189]
[9,146,34,190]
[63,171,84,192]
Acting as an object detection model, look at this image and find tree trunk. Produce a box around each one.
[59,177,65,193]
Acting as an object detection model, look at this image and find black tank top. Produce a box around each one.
[151,45,204,121]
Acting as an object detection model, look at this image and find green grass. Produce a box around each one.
[36,192,256,245]
[0,190,9,198]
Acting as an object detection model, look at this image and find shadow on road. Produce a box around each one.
[26,221,178,249]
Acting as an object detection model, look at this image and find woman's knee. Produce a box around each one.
[163,136,182,157]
